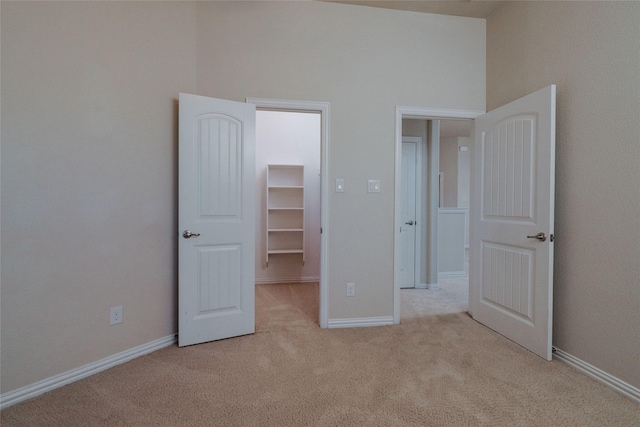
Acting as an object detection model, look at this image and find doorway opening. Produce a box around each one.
[250,98,329,328]
[393,107,483,324]
[399,119,471,318]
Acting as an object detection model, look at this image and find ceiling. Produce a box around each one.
[321,0,505,19]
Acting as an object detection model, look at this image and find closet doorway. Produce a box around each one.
[251,99,329,328]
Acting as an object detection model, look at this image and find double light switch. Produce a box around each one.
[335,179,381,193]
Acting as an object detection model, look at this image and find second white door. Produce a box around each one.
[400,141,418,288]
[470,85,556,360]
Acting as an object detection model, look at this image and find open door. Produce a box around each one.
[470,85,556,360]
[178,93,256,347]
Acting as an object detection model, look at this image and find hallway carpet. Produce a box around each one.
[2,283,638,426]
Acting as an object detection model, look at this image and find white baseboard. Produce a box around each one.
[0,334,177,410]
[552,347,640,403]
[426,282,439,290]
[255,276,320,285]
[327,316,394,329]
[438,271,467,277]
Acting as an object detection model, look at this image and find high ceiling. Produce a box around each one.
[321,0,505,19]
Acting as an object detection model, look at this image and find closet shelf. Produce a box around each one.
[266,165,305,267]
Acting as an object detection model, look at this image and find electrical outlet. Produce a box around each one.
[110,306,123,325]
[346,283,355,297]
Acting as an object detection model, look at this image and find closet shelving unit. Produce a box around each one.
[266,165,305,266]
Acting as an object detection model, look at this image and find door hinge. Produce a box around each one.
[550,233,554,242]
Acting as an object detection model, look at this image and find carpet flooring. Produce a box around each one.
[1,282,638,426]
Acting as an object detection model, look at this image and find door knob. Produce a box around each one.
[183,230,200,239]
[405,220,415,225]
[526,232,546,242]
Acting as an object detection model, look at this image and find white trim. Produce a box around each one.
[255,276,320,285]
[438,272,466,277]
[394,107,483,325]
[426,282,440,290]
[0,334,176,410]
[327,316,394,329]
[552,347,640,403]
[438,171,445,208]
[397,106,484,120]
[428,123,440,294]
[247,97,330,329]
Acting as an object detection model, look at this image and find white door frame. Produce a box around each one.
[401,136,422,288]
[394,106,484,324]
[247,98,329,329]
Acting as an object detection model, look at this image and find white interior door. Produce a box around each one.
[400,141,417,288]
[178,93,256,347]
[470,85,556,360]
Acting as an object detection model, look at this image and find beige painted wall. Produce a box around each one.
[440,136,459,207]
[1,1,197,393]
[195,1,485,319]
[1,0,484,394]
[487,1,640,387]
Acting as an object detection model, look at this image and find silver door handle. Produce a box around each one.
[405,221,415,225]
[183,230,200,239]
[527,232,546,242]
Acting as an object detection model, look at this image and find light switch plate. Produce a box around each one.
[335,178,344,193]
[368,179,381,193]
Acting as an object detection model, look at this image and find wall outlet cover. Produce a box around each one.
[346,282,355,297]
[110,306,123,325]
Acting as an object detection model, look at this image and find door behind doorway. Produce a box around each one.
[400,139,419,288]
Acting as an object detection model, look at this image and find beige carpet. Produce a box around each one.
[2,282,638,426]
[402,275,469,318]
